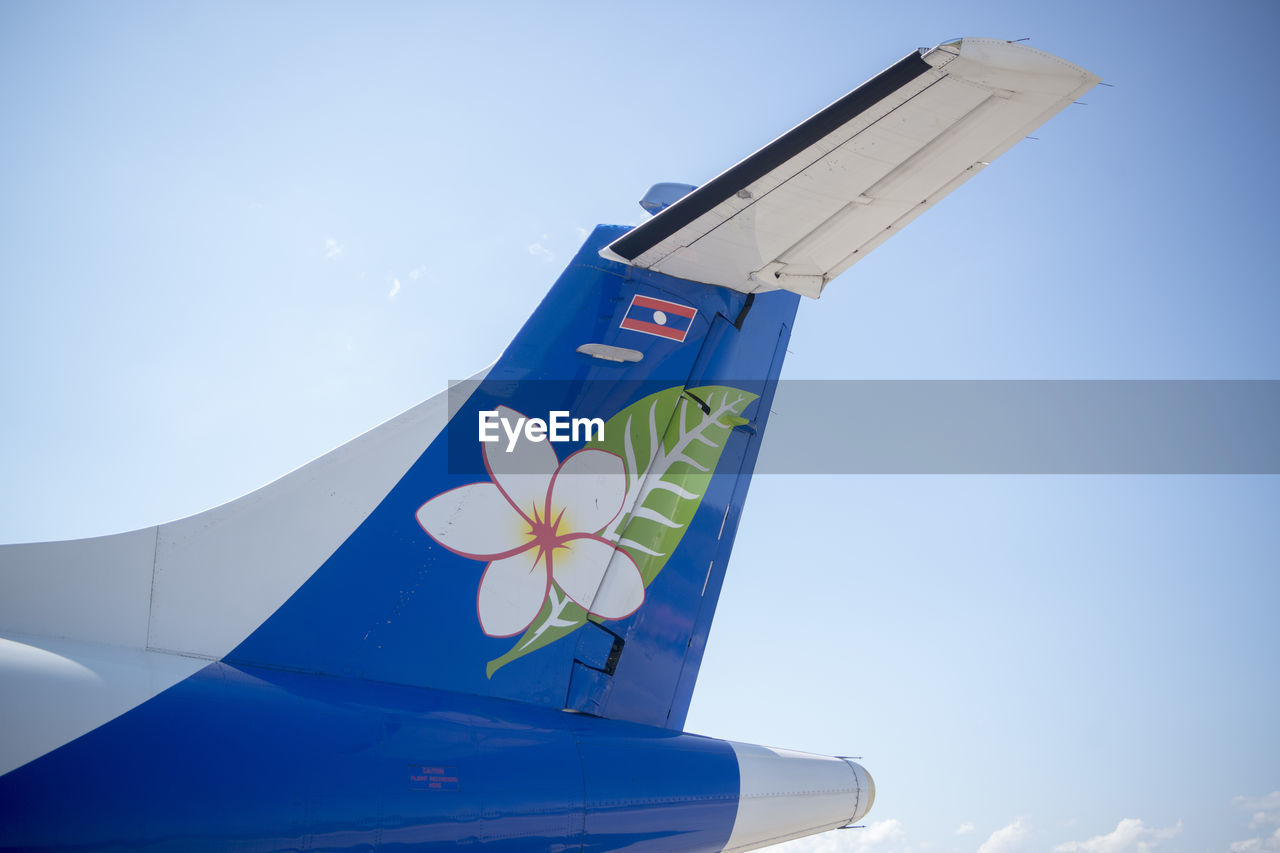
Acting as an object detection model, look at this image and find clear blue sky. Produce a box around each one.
[2,2,1277,851]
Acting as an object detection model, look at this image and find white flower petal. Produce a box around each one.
[476,550,549,637]
[587,549,645,619]
[552,537,644,620]
[548,449,626,535]
[483,405,559,522]
[416,483,531,558]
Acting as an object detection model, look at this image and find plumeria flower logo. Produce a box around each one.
[416,405,645,638]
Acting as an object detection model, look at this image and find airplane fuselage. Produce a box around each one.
[0,660,802,851]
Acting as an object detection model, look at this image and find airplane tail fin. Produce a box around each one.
[226,227,797,728]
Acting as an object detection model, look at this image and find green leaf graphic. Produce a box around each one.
[486,385,756,677]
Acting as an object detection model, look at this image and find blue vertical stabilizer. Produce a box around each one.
[228,227,799,729]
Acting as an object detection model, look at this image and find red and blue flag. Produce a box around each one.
[619,295,697,342]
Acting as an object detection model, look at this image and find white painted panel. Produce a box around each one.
[723,741,872,851]
[1,378,461,666]
[148,388,450,658]
[0,634,206,776]
[605,38,1099,299]
[0,528,157,649]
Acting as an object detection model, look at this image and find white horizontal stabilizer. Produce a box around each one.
[600,38,1099,298]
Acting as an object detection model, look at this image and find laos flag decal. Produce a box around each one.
[619,295,697,342]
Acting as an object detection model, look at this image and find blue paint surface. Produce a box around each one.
[0,661,739,851]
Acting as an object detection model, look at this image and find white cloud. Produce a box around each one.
[769,819,905,852]
[857,819,907,849]
[956,822,975,836]
[978,818,1029,853]
[527,235,554,262]
[1237,792,1280,829]
[1230,828,1280,852]
[324,238,344,258]
[1232,794,1280,851]
[1053,818,1181,853]
[408,265,428,280]
[388,278,401,300]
